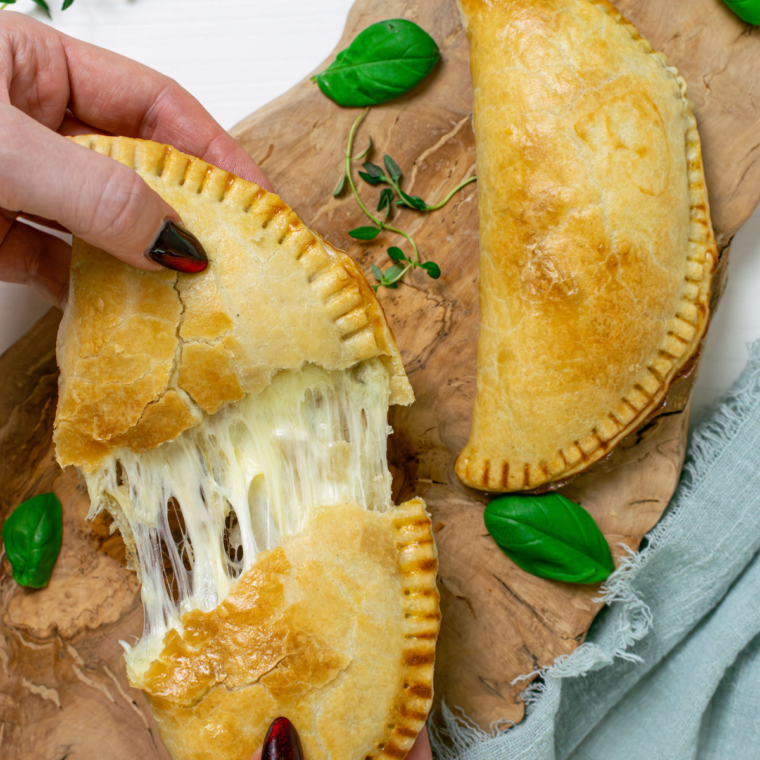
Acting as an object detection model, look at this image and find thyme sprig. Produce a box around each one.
[336,109,475,291]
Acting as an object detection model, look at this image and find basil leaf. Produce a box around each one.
[420,261,441,279]
[371,264,383,282]
[387,246,406,262]
[62,0,75,8]
[349,226,380,240]
[721,0,760,24]
[484,493,614,584]
[32,0,52,17]
[333,174,346,197]
[315,19,440,107]
[2,493,62,589]
[377,188,394,213]
[384,155,402,181]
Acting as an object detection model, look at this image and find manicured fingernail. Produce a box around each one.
[146,220,208,273]
[262,718,303,760]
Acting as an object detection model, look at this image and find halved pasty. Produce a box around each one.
[455,0,716,492]
[54,136,439,760]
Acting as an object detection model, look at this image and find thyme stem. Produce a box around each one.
[425,175,477,211]
[345,109,381,227]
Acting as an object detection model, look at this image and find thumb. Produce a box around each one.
[0,104,205,273]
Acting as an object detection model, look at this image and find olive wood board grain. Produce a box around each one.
[1,1,759,757]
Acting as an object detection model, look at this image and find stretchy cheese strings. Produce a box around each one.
[85,359,392,674]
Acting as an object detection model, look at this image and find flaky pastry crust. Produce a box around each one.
[455,0,716,492]
[54,136,413,472]
[138,499,439,760]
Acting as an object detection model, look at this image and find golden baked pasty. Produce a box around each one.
[455,0,716,492]
[54,136,439,760]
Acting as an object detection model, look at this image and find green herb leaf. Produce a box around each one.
[396,189,429,211]
[384,155,402,181]
[315,19,440,107]
[384,263,405,282]
[484,493,614,584]
[62,0,75,8]
[362,162,385,179]
[333,174,347,197]
[420,261,441,279]
[387,246,406,262]
[720,0,760,24]
[32,0,52,16]
[2,493,62,588]
[349,226,381,240]
[358,171,383,186]
[377,188,394,213]
[371,264,384,282]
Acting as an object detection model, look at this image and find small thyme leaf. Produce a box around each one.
[349,226,381,240]
[359,171,384,186]
[362,162,385,179]
[372,264,384,282]
[333,174,347,197]
[396,189,429,211]
[384,155,402,181]
[387,246,406,262]
[421,261,441,279]
[377,188,394,213]
[384,263,406,282]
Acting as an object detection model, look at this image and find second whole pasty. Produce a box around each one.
[455,0,716,492]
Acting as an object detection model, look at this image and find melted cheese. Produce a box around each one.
[85,359,393,678]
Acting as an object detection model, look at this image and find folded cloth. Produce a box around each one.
[433,341,760,760]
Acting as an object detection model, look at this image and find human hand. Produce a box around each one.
[249,718,433,760]
[0,11,272,308]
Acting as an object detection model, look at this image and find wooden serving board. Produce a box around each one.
[1,1,759,756]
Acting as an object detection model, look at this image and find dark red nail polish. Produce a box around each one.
[147,220,208,273]
[262,717,303,760]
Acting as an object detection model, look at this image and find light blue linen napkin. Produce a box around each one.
[433,341,760,760]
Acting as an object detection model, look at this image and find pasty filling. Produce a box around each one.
[84,358,392,678]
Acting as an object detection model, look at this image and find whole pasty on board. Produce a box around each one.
[455,0,716,492]
[54,136,439,760]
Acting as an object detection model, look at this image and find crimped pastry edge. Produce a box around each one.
[369,498,440,760]
[455,0,716,493]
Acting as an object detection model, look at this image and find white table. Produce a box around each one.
[1,0,758,429]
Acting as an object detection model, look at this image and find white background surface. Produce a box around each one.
[1,0,758,428]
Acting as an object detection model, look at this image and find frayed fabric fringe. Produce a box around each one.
[430,341,760,760]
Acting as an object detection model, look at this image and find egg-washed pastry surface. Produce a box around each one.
[53,137,438,760]
[54,136,412,474]
[455,0,715,492]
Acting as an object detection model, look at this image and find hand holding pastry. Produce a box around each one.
[0,11,271,307]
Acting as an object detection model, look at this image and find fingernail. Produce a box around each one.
[146,220,208,273]
[262,718,303,760]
